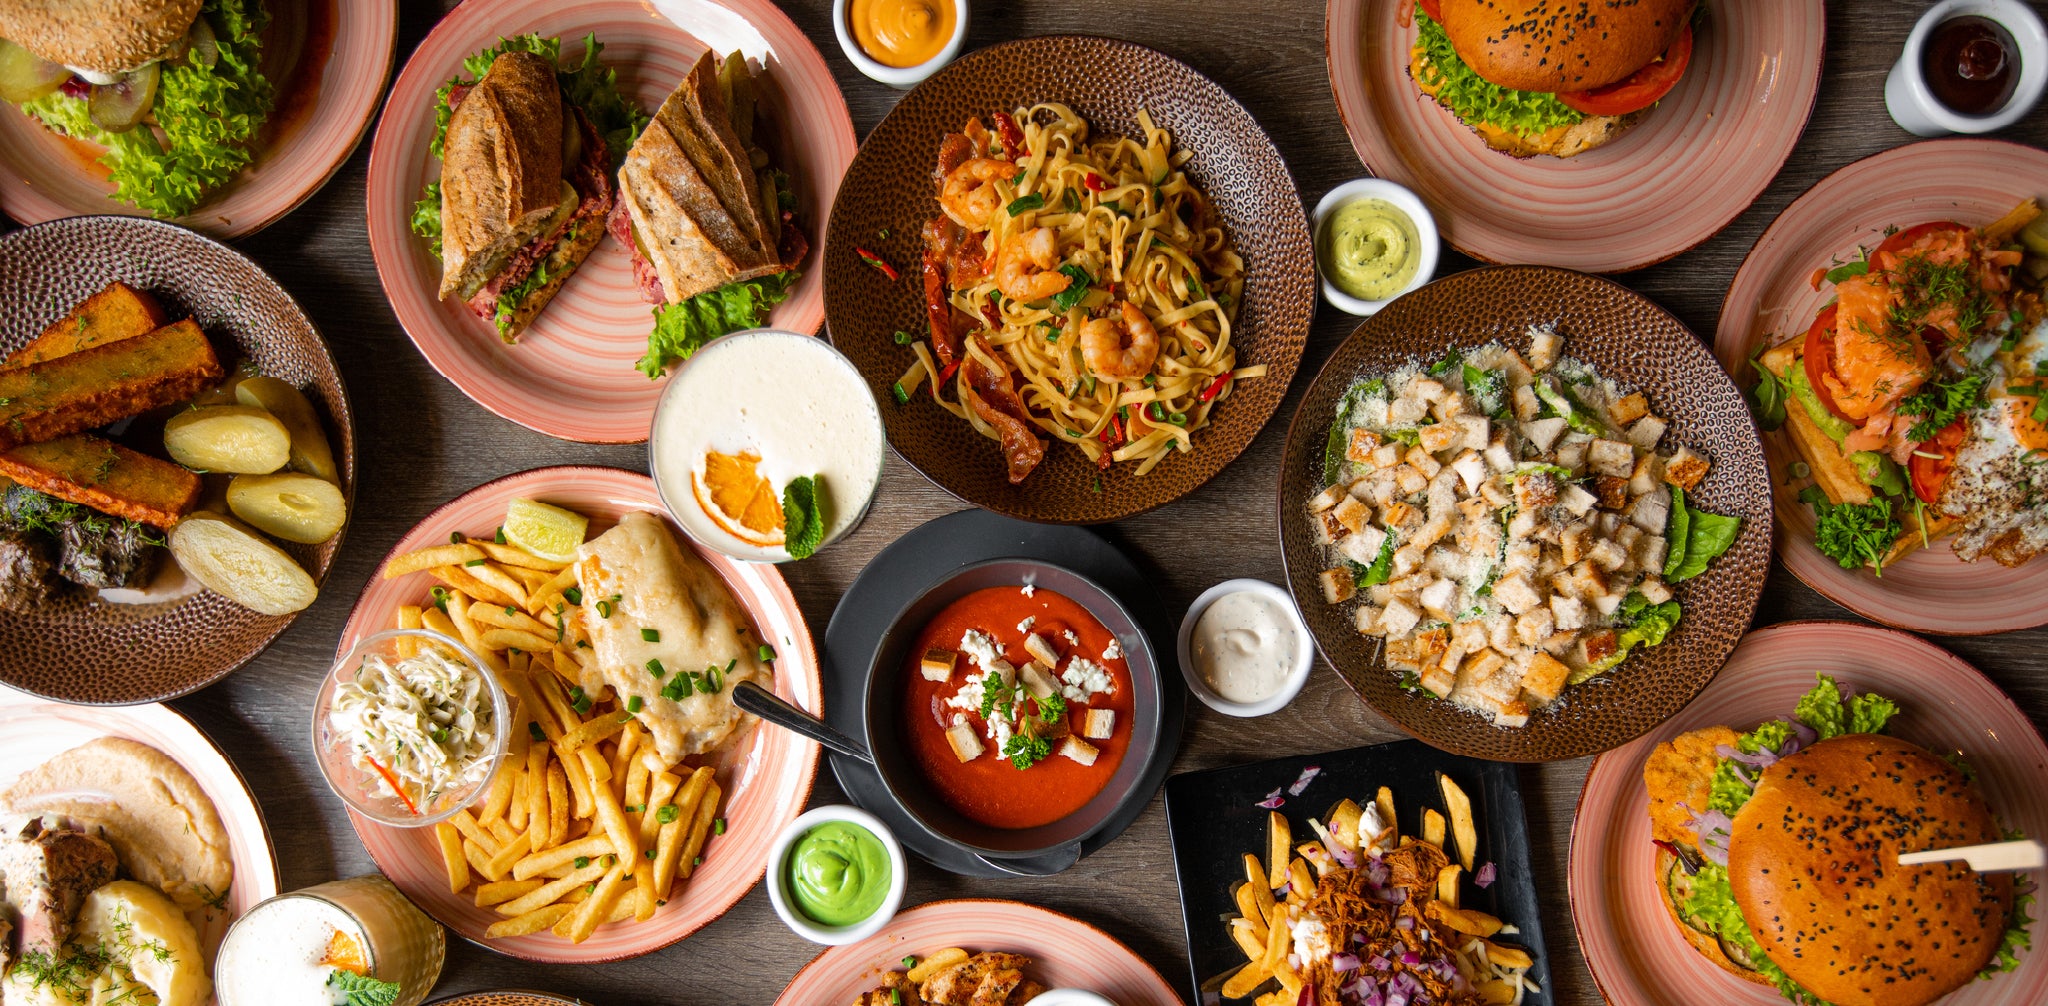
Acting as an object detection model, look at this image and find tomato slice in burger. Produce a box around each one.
[1801,304,1858,425]
[1557,25,1694,117]
[1909,419,1968,506]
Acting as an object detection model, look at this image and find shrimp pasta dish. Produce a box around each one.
[901,104,1266,483]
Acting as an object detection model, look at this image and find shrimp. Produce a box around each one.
[993,227,1071,302]
[940,157,1013,230]
[1080,301,1160,380]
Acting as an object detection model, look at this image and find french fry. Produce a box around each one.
[1233,883,1267,943]
[528,565,579,613]
[461,839,494,880]
[469,539,569,571]
[506,768,529,832]
[420,606,460,646]
[471,602,555,637]
[487,819,519,846]
[525,745,549,852]
[1287,858,1314,902]
[466,562,530,608]
[1329,799,1363,851]
[906,948,970,983]
[1475,979,1519,1005]
[558,739,595,819]
[1426,901,1504,938]
[559,715,626,753]
[1422,809,1446,849]
[498,862,606,916]
[384,543,487,579]
[485,904,573,939]
[640,770,681,843]
[433,565,520,610]
[579,747,646,900]
[562,864,629,943]
[625,758,650,815]
[479,766,514,825]
[1243,854,1276,921]
[1229,917,1265,961]
[677,779,721,880]
[1261,902,1288,971]
[1438,773,1478,871]
[485,832,533,881]
[482,627,558,654]
[547,761,569,848]
[473,878,543,908]
[501,565,552,593]
[1256,990,1291,1006]
[1436,864,1462,909]
[603,890,647,925]
[1220,962,1271,1000]
[434,823,468,894]
[512,835,612,881]
[447,809,499,856]
[395,605,424,657]
[650,818,686,901]
[614,723,643,783]
[1376,786,1396,842]
[1267,812,1290,891]
[1483,940,1534,970]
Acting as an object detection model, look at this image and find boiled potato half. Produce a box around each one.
[228,472,346,544]
[235,376,340,484]
[164,406,290,474]
[170,511,318,615]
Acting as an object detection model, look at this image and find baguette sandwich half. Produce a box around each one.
[609,51,808,377]
[413,36,647,343]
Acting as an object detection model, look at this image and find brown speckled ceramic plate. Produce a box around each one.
[0,216,355,705]
[823,35,1314,524]
[1277,266,1772,762]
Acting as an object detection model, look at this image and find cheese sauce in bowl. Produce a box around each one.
[1176,578,1312,717]
[650,330,886,563]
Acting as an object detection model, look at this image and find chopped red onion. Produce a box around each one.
[1331,843,1361,869]
[1394,915,1416,930]
[1400,950,1421,967]
[1715,743,1778,770]
[1474,862,1497,888]
[1332,952,1361,973]
[1789,721,1817,749]
[1257,787,1287,809]
[1363,856,1391,888]
[1368,954,1392,971]
[1289,765,1323,796]
[1384,989,1410,1006]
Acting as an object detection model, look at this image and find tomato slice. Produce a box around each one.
[1909,419,1968,505]
[1876,221,1968,262]
[1416,0,1443,20]
[1801,304,1857,425]
[1557,26,1694,117]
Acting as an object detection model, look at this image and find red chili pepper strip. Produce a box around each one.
[938,361,961,387]
[1083,173,1109,193]
[996,111,1026,159]
[1198,372,1233,401]
[365,756,419,815]
[856,247,900,281]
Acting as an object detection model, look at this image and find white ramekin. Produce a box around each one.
[765,803,908,945]
[832,0,970,89]
[1311,178,1441,316]
[1024,992,1118,1006]
[1885,0,2047,136]
[1175,578,1315,718]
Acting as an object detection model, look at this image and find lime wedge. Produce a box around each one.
[502,498,589,563]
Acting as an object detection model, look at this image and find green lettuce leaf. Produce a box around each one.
[410,181,443,258]
[1414,13,1585,139]
[18,0,273,218]
[1671,508,1740,582]
[1679,864,1826,1004]
[637,271,800,378]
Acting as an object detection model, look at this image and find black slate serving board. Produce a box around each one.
[1163,740,1551,1006]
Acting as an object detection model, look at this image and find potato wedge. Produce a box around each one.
[226,472,346,544]
[163,405,291,474]
[1438,772,1478,871]
[235,376,339,483]
[168,511,317,615]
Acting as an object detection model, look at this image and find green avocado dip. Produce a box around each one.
[787,821,890,927]
[1321,197,1422,301]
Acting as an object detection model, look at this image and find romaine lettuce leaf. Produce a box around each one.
[1413,13,1585,140]
[638,271,799,378]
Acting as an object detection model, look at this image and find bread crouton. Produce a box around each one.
[1308,484,1347,512]
[1581,629,1619,667]
[1609,391,1650,427]
[1313,506,1351,545]
[1333,495,1371,535]
[1379,598,1421,637]
[1319,568,1356,604]
[1527,328,1562,371]
[1593,475,1630,511]
[1347,428,1383,464]
[1491,574,1542,615]
[1588,438,1636,478]
[1663,446,1710,491]
[1521,651,1573,703]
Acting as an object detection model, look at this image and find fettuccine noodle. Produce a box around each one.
[905,104,1265,476]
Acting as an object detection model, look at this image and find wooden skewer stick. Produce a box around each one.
[1897,839,2046,873]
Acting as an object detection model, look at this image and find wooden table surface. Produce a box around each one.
[19,1,2046,1004]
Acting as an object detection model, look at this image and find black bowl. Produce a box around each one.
[863,558,1163,872]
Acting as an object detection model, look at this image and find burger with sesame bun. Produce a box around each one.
[1408,0,1698,158]
[1641,675,2034,1006]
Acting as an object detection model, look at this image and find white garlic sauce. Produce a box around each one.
[1191,590,1300,703]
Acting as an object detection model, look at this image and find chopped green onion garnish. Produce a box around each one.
[641,628,660,642]
[574,856,590,869]
[891,381,909,405]
[494,526,506,544]
[713,817,726,835]
[758,644,776,661]
[449,532,463,545]
[647,658,665,678]
[627,695,644,713]
[894,330,912,345]
[563,586,584,606]
[657,805,680,823]
[463,558,486,567]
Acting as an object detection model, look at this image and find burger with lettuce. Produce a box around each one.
[1408,0,1697,159]
[1643,675,2033,1006]
[0,0,273,217]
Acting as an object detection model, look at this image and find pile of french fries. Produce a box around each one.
[1222,774,1536,1006]
[379,528,725,944]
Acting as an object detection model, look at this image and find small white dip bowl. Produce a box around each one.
[1886,0,2047,136]
[1176,578,1315,718]
[833,0,971,90]
[766,803,908,945]
[1312,177,1440,317]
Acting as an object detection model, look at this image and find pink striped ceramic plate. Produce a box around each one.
[1568,621,2048,1006]
[1324,1,1823,272]
[773,899,1183,1005]
[365,0,855,443]
[335,466,822,963]
[0,0,395,237]
[1713,139,2048,635]
[0,687,281,1004]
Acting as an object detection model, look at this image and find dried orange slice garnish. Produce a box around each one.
[693,449,786,547]
[320,928,369,974]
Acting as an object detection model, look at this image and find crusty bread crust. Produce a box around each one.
[492,208,607,342]
[1655,849,1776,989]
[1731,735,2012,1006]
[0,0,201,75]
[1440,0,1692,93]
[439,50,567,301]
[1410,46,1639,159]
